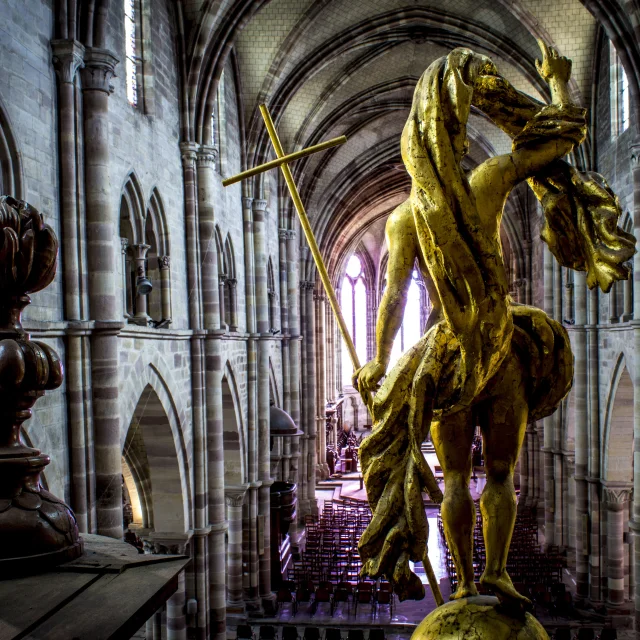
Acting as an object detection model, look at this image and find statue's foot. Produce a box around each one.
[450,582,478,600]
[480,570,532,608]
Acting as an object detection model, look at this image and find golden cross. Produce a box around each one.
[223,105,444,607]
[223,105,364,384]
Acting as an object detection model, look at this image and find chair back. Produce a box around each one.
[599,629,617,640]
[277,589,293,603]
[259,626,276,640]
[325,628,341,640]
[369,629,385,640]
[237,625,254,640]
[347,631,364,640]
[282,627,298,640]
[315,587,331,603]
[577,630,595,640]
[553,629,571,640]
[304,628,320,640]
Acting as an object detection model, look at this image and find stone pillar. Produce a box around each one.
[131,243,151,325]
[623,264,633,322]
[167,571,187,640]
[279,229,291,413]
[226,486,248,611]
[158,255,172,321]
[253,198,274,608]
[81,47,123,539]
[196,145,221,330]
[609,282,620,323]
[228,278,238,331]
[588,287,602,601]
[305,281,318,514]
[542,246,555,546]
[604,486,633,606]
[630,141,640,621]
[218,274,227,329]
[180,141,209,639]
[315,291,328,477]
[574,270,589,598]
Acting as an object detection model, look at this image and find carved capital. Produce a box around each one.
[51,40,85,84]
[225,485,248,507]
[603,486,633,506]
[120,237,129,254]
[180,142,198,168]
[196,144,218,168]
[252,199,268,213]
[219,273,228,286]
[80,48,119,93]
[131,243,151,261]
[227,277,237,288]
[279,228,289,241]
[158,255,170,270]
[287,229,296,240]
[242,197,253,210]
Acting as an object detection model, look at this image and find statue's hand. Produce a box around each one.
[353,359,387,394]
[536,39,572,84]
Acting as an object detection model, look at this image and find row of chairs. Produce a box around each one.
[237,626,386,640]
[276,580,394,617]
[552,628,617,639]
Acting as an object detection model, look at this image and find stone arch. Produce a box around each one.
[122,384,188,534]
[0,97,23,198]
[222,361,247,485]
[119,357,192,530]
[603,354,635,483]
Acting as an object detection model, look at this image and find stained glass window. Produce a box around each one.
[610,42,630,139]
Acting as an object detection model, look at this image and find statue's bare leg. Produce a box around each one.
[431,408,477,599]
[478,355,531,606]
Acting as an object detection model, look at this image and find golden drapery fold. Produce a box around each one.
[358,48,635,601]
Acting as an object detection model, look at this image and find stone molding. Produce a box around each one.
[51,39,85,84]
[196,144,218,167]
[603,485,633,505]
[179,142,198,167]
[158,255,170,269]
[80,48,119,93]
[252,199,268,212]
[225,484,249,508]
[629,139,640,168]
[242,197,253,209]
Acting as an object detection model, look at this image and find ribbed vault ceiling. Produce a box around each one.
[223,0,598,280]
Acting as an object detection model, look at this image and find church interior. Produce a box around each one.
[0,0,639,638]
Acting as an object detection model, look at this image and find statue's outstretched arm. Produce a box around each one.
[469,42,582,218]
[353,203,417,393]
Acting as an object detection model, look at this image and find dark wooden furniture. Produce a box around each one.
[0,534,189,640]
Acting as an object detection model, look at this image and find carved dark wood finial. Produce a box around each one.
[0,195,82,575]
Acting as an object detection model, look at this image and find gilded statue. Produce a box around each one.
[353,41,636,610]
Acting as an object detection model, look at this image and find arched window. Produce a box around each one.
[341,255,368,386]
[224,235,238,332]
[267,258,278,333]
[388,269,426,370]
[610,41,630,139]
[124,0,139,106]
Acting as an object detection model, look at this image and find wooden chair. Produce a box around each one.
[237,625,255,640]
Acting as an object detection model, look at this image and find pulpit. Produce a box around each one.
[270,481,296,589]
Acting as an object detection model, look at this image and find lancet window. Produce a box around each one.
[124,0,139,106]
[341,255,368,386]
[610,41,630,139]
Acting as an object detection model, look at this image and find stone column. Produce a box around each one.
[279,229,291,413]
[542,246,555,546]
[604,486,633,606]
[227,278,238,331]
[218,274,227,329]
[167,571,187,640]
[53,40,90,532]
[131,243,151,325]
[315,291,328,477]
[305,281,318,513]
[180,141,209,639]
[120,238,131,317]
[81,47,123,539]
[573,270,589,598]
[609,283,620,323]
[630,141,640,621]
[588,287,602,601]
[226,486,248,611]
[622,263,633,322]
[253,198,274,609]
[158,255,172,321]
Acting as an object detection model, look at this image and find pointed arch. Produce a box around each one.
[145,188,171,323]
[122,384,188,534]
[222,361,247,485]
[0,97,23,199]
[603,353,635,482]
[119,357,192,531]
[120,171,146,244]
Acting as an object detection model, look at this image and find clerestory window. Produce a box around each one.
[124,0,139,106]
[341,255,368,387]
[610,41,630,139]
